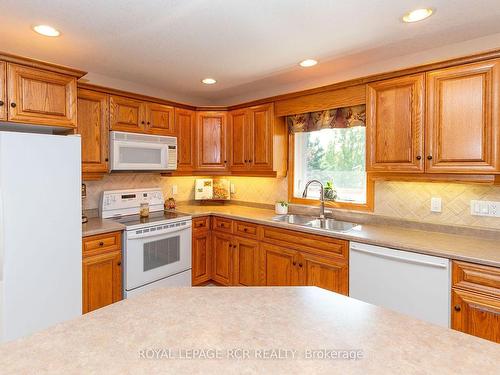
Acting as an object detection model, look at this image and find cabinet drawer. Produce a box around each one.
[234,220,259,239]
[212,217,233,233]
[262,225,348,260]
[193,216,210,231]
[452,261,500,297]
[83,231,121,257]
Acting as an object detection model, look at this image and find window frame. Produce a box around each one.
[288,133,374,212]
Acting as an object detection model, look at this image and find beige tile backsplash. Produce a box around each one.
[85,174,500,230]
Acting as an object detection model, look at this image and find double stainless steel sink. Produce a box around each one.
[272,214,358,232]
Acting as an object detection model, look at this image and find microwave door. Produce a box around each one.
[112,140,168,170]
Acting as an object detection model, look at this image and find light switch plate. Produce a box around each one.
[171,184,178,195]
[431,197,442,213]
[470,200,500,217]
[230,183,236,194]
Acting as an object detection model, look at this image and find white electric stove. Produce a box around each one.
[101,188,192,298]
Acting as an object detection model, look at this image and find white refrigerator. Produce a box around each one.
[0,131,82,342]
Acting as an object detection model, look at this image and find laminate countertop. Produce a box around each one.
[0,287,498,374]
[82,217,126,237]
[175,204,500,268]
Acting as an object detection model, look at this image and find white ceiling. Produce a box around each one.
[1,0,500,105]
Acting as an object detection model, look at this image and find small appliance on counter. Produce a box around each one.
[101,188,192,298]
[195,178,231,201]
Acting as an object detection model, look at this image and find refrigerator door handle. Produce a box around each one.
[350,245,449,269]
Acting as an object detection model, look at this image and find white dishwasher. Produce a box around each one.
[349,242,451,327]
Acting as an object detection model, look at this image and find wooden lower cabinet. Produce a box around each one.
[451,289,500,343]
[261,242,348,294]
[261,243,300,286]
[194,217,349,293]
[82,232,123,314]
[300,252,348,294]
[451,260,500,343]
[233,237,260,286]
[192,217,212,286]
[212,232,233,285]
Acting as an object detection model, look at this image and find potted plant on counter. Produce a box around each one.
[275,200,289,215]
[324,181,337,201]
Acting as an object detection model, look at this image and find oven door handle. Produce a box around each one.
[126,223,191,239]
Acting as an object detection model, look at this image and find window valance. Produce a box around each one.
[287,105,366,133]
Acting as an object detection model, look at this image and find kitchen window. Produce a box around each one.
[288,105,373,211]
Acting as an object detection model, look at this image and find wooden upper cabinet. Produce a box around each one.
[229,109,250,171]
[426,60,500,173]
[7,63,77,127]
[146,102,175,136]
[109,95,146,133]
[175,108,196,171]
[196,111,228,171]
[367,74,424,172]
[248,104,274,170]
[77,89,109,178]
[0,62,6,121]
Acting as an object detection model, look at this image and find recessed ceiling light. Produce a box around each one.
[201,78,217,85]
[402,8,434,23]
[299,59,318,68]
[32,24,61,37]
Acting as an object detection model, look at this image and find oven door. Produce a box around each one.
[124,223,192,291]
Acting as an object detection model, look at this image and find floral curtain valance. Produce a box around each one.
[287,105,366,134]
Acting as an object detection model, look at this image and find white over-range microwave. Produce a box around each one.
[110,131,177,171]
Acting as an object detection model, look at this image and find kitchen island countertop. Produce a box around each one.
[0,287,498,374]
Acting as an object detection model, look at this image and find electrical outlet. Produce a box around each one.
[171,184,178,195]
[230,183,236,194]
[430,197,442,213]
[470,200,500,217]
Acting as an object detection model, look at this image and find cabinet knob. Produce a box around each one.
[299,263,303,267]
[249,159,253,163]
[105,158,109,162]
[141,121,145,125]
[224,160,227,163]
[244,160,248,163]
[427,155,433,160]
[99,241,104,246]
[416,155,422,160]
[243,228,248,232]
[0,100,4,106]
[454,305,461,312]
[117,262,121,266]
[147,122,150,125]
[10,102,16,108]
[292,261,296,266]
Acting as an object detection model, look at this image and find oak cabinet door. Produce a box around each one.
[0,62,6,121]
[7,63,77,127]
[451,289,500,343]
[229,109,250,171]
[82,250,122,314]
[192,231,211,285]
[248,104,273,170]
[299,253,348,295]
[233,237,259,286]
[175,108,196,171]
[110,95,146,133]
[367,74,424,172]
[426,60,500,173]
[261,243,300,287]
[146,103,175,135]
[196,111,229,171]
[212,232,232,285]
[77,89,109,176]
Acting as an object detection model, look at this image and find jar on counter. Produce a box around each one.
[139,202,150,218]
